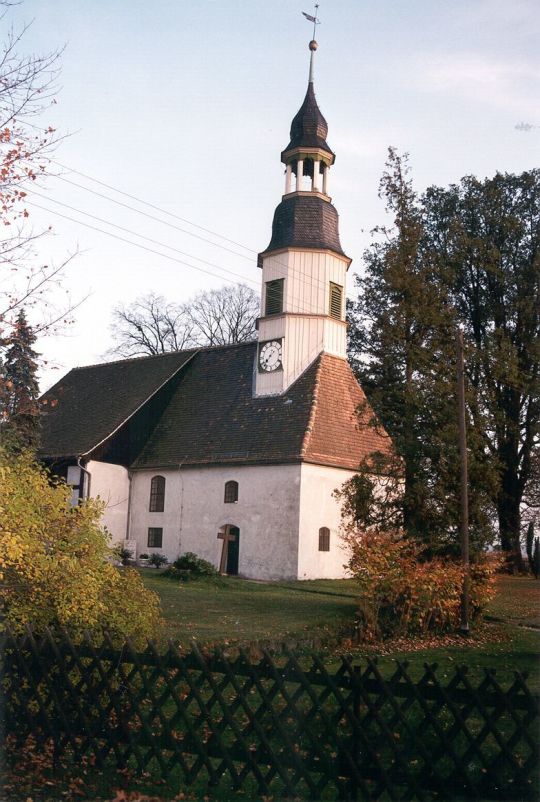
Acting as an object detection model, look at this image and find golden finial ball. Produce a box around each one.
[309,40,318,51]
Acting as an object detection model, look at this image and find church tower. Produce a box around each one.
[255,37,351,397]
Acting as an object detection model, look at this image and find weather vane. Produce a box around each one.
[302,3,320,40]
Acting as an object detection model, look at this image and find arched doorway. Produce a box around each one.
[217,525,240,576]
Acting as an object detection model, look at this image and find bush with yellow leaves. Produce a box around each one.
[0,450,162,645]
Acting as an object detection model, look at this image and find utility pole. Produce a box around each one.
[456,328,470,633]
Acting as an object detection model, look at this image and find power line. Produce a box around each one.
[52,160,255,254]
[27,189,260,289]
[45,170,341,300]
[26,200,260,290]
[54,174,257,263]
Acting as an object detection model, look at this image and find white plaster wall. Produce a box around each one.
[86,460,130,544]
[297,462,355,579]
[128,464,302,580]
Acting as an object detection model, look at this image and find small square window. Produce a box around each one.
[148,527,163,548]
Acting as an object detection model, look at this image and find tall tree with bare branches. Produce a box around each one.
[109,284,259,357]
[0,3,76,339]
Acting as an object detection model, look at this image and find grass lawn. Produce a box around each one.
[141,572,359,645]
[143,570,540,689]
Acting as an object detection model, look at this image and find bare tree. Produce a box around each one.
[0,4,77,338]
[109,294,196,358]
[109,284,259,357]
[188,284,259,346]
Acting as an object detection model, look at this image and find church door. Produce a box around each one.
[226,526,240,575]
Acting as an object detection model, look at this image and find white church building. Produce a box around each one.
[39,39,392,580]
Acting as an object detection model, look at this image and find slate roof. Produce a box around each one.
[281,82,334,161]
[261,195,347,259]
[39,342,392,471]
[39,349,196,459]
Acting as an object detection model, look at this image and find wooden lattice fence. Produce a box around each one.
[2,629,539,801]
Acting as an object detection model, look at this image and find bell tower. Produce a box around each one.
[255,36,351,397]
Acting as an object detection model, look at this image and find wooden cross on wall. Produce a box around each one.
[217,525,237,574]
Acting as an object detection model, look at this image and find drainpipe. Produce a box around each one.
[177,458,187,559]
[126,471,133,541]
[77,456,91,501]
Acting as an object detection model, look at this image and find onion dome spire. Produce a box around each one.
[281,39,335,163]
[258,29,349,265]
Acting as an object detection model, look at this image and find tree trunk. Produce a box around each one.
[497,485,524,571]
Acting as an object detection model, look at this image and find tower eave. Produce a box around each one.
[280,145,335,166]
[257,245,352,270]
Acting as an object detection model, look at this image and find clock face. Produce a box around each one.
[258,339,283,373]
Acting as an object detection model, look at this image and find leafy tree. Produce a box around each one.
[0,449,163,645]
[421,170,540,568]
[347,149,497,555]
[109,283,259,357]
[348,152,539,562]
[1,308,40,449]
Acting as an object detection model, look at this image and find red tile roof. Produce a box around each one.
[301,353,393,470]
[39,343,392,472]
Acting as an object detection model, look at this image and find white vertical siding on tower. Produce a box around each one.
[256,249,349,397]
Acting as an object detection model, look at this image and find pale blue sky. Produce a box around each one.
[6,0,539,388]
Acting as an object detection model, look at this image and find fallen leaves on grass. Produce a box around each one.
[343,622,509,657]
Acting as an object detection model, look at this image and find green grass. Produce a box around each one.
[141,571,358,645]
[143,571,540,689]
[345,575,540,690]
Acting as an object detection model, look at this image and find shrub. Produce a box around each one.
[0,449,163,646]
[114,546,133,566]
[148,553,168,568]
[343,529,499,641]
[173,552,218,576]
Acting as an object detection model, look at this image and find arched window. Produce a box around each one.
[224,480,239,504]
[319,527,330,552]
[149,475,165,512]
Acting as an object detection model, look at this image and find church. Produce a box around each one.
[39,38,392,580]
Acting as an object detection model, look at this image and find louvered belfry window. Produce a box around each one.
[147,527,163,548]
[329,282,343,320]
[265,279,284,316]
[319,527,330,552]
[149,475,166,512]
[224,480,239,503]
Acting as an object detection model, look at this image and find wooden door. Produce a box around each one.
[226,526,240,575]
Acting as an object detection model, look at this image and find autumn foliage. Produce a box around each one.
[0,449,163,645]
[342,529,499,641]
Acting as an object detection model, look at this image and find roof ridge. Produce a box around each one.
[299,353,324,457]
[70,340,257,372]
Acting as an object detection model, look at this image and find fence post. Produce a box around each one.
[342,664,361,801]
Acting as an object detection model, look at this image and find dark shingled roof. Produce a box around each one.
[39,349,196,459]
[39,342,392,470]
[262,194,346,258]
[282,82,334,160]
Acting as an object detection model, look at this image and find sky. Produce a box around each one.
[4,0,539,390]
